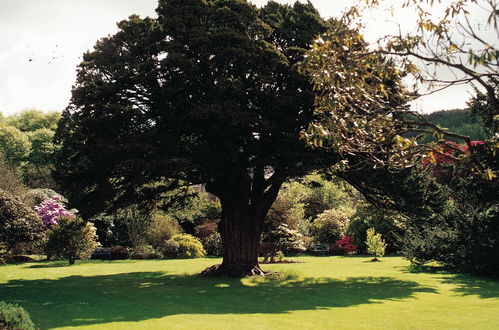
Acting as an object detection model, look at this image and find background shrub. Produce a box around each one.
[130,245,163,259]
[0,189,45,255]
[0,301,35,330]
[194,222,218,240]
[347,203,404,254]
[45,217,99,264]
[110,246,129,260]
[160,239,180,258]
[146,213,181,248]
[310,209,349,244]
[202,232,222,256]
[171,234,206,258]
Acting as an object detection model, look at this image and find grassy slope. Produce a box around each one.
[1,256,498,329]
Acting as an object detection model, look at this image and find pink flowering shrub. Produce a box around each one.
[34,196,75,226]
[335,236,357,254]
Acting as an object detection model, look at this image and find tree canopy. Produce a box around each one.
[55,0,345,276]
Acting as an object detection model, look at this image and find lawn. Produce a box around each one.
[1,256,498,329]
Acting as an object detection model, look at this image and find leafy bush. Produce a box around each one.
[194,221,218,240]
[25,188,65,207]
[310,209,349,244]
[328,243,346,256]
[90,212,132,248]
[335,236,357,254]
[130,245,163,259]
[45,217,99,264]
[366,228,387,261]
[0,153,28,198]
[171,234,206,258]
[0,190,44,254]
[160,239,180,258]
[202,232,223,256]
[262,223,306,254]
[0,301,35,330]
[110,246,129,260]
[194,221,222,256]
[347,203,404,254]
[169,191,221,234]
[146,213,181,248]
[397,140,499,274]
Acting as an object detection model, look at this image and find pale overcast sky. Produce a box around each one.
[0,0,487,115]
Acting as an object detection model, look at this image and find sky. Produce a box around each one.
[0,0,489,115]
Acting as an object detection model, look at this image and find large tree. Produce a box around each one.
[55,0,346,276]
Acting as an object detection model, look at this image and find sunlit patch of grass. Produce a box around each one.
[1,256,498,329]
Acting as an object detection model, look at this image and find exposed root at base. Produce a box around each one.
[200,264,273,278]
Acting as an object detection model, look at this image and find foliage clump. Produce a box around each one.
[0,301,35,330]
[366,228,387,261]
[0,190,44,255]
[310,209,349,245]
[170,234,206,259]
[130,245,163,260]
[45,216,99,265]
[146,213,181,249]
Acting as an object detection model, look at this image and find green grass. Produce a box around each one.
[1,256,498,329]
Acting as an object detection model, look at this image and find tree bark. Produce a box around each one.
[202,172,283,277]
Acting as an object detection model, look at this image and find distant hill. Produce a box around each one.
[419,109,486,142]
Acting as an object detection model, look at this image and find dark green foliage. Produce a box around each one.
[146,213,181,248]
[91,212,132,247]
[262,194,304,252]
[0,190,44,254]
[347,203,405,254]
[159,239,180,258]
[170,191,221,235]
[194,221,222,255]
[202,233,223,256]
[0,153,28,198]
[130,245,163,259]
[343,140,498,275]
[45,217,100,265]
[468,85,498,137]
[110,246,129,259]
[0,301,35,330]
[54,0,341,275]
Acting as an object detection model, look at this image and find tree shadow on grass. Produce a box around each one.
[1,271,436,329]
[402,264,499,299]
[440,274,499,299]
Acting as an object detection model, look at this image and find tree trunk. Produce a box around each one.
[202,173,283,277]
[201,197,267,277]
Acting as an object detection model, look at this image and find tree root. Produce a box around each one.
[200,263,271,278]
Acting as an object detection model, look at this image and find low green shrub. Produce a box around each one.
[310,209,349,244]
[146,213,181,248]
[45,216,99,265]
[171,234,206,258]
[202,232,222,256]
[159,239,180,258]
[110,245,129,260]
[0,301,35,330]
[130,245,163,259]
